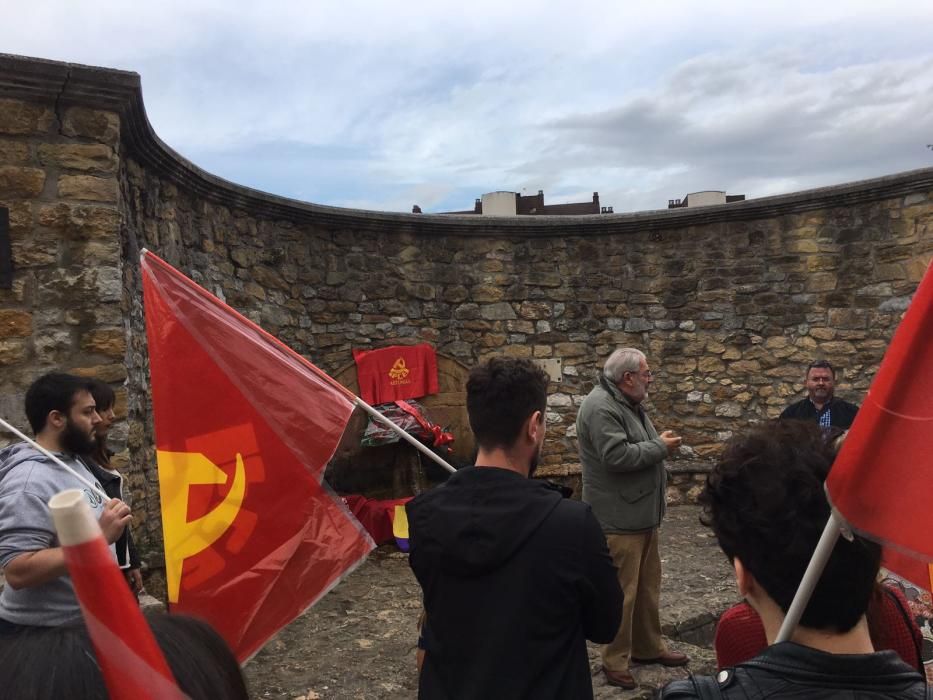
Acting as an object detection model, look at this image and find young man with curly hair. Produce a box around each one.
[662,421,927,698]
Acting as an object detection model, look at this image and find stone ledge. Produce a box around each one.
[1,52,932,237]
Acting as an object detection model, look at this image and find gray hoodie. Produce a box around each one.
[0,443,109,626]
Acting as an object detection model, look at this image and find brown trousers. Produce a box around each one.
[602,529,665,672]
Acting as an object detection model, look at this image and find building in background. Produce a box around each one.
[413,190,612,215]
[668,191,745,209]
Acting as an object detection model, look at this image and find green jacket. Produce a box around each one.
[576,373,668,533]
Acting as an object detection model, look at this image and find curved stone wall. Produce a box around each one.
[1,54,932,548]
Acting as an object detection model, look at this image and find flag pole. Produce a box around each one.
[775,510,843,642]
[0,417,111,502]
[353,398,456,474]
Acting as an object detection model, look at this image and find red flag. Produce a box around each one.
[826,261,933,590]
[353,344,438,404]
[49,489,185,700]
[141,250,374,661]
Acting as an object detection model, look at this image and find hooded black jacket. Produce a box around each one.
[407,467,623,700]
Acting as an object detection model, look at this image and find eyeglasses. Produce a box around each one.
[626,369,653,379]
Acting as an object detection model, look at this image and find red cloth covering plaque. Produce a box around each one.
[353,344,439,404]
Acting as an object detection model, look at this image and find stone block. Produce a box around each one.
[625,317,653,332]
[35,330,73,362]
[0,339,27,366]
[0,310,32,337]
[62,107,120,145]
[714,402,743,418]
[71,364,128,382]
[518,301,552,319]
[554,342,589,358]
[0,166,46,198]
[82,329,127,358]
[37,143,116,172]
[471,285,504,303]
[480,302,516,320]
[0,99,54,135]
[827,308,868,329]
[37,203,119,238]
[807,273,837,292]
[0,139,30,164]
[57,175,119,202]
[697,357,725,373]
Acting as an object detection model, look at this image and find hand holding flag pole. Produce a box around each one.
[49,489,185,700]
[0,416,110,502]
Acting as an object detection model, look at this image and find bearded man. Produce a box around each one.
[0,372,132,634]
[408,357,623,699]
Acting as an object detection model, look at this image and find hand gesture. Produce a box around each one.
[660,430,683,455]
[99,498,132,545]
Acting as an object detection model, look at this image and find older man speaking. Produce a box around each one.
[576,348,688,689]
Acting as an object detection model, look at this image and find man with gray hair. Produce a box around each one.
[576,348,687,689]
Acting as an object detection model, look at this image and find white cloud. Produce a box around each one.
[3,1,932,212]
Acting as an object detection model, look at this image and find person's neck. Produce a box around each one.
[761,608,874,655]
[474,448,528,477]
[35,432,64,454]
[810,395,832,411]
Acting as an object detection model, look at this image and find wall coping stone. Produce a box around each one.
[2,52,932,237]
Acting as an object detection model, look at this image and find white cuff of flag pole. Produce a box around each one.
[49,489,102,546]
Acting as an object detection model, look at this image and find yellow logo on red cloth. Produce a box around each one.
[388,357,411,385]
[158,450,246,604]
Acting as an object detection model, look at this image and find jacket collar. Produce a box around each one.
[598,372,639,410]
[747,641,920,681]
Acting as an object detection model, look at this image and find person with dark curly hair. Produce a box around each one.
[661,421,927,698]
[407,357,623,699]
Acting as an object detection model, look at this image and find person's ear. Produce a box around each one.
[46,410,67,431]
[734,557,755,598]
[527,410,543,443]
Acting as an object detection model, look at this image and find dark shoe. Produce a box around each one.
[631,649,689,667]
[603,667,637,690]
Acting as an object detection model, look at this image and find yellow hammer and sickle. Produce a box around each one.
[157,450,246,603]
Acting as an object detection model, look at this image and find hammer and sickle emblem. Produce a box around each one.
[157,450,246,603]
[388,357,410,381]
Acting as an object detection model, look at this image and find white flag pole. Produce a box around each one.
[353,398,456,474]
[775,510,843,642]
[0,417,111,501]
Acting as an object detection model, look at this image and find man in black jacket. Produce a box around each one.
[662,421,927,699]
[407,357,624,699]
[779,359,859,429]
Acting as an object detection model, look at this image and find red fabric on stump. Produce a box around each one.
[353,344,438,404]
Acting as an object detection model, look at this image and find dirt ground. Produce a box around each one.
[243,505,737,699]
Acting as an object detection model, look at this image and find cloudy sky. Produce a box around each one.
[5,1,933,213]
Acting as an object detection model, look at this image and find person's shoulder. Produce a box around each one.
[661,669,749,699]
[780,397,806,414]
[659,678,700,698]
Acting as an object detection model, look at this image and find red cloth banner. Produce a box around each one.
[826,260,933,590]
[142,250,374,661]
[353,344,438,404]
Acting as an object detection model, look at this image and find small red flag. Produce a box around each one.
[353,344,438,404]
[142,251,374,661]
[49,489,185,700]
[826,261,933,589]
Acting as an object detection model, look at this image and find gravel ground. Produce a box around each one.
[243,505,738,699]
